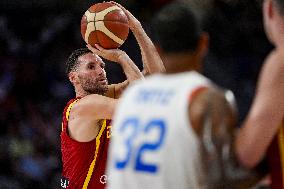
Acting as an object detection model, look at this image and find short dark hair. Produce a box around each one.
[274,0,284,16]
[151,2,201,54]
[66,48,92,74]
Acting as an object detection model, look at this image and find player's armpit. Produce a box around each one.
[114,80,129,99]
[105,84,115,98]
[106,81,129,99]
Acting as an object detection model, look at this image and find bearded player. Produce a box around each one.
[60,2,165,189]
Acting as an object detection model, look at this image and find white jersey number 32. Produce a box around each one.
[114,117,166,174]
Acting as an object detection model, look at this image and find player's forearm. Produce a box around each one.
[235,115,280,168]
[132,26,165,74]
[118,53,144,82]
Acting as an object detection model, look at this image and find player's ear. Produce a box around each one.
[263,0,274,19]
[69,72,79,85]
[196,32,209,59]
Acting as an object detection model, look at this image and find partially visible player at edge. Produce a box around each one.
[60,1,165,188]
[107,2,259,189]
[235,0,284,188]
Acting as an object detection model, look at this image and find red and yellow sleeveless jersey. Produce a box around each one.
[267,121,284,189]
[60,98,112,189]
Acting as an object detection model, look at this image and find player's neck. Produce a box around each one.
[273,19,284,48]
[75,87,89,98]
[163,53,201,74]
[274,32,284,48]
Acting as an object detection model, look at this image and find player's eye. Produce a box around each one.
[88,64,95,69]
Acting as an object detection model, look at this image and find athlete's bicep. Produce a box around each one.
[71,94,118,120]
[236,50,284,168]
[248,53,284,127]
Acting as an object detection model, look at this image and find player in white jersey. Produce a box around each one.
[108,71,214,189]
[107,2,261,189]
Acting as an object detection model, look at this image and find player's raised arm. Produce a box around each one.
[235,49,284,169]
[111,1,166,75]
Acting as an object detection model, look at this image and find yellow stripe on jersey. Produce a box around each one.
[62,99,79,132]
[278,124,284,184]
[82,119,107,189]
[66,99,80,121]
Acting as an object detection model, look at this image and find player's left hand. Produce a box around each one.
[110,1,141,31]
[86,44,127,63]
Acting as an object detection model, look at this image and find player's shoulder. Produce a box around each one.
[123,71,212,97]
[147,71,210,84]
[63,98,80,112]
[261,48,284,82]
[275,47,284,66]
[275,46,284,57]
[265,48,284,68]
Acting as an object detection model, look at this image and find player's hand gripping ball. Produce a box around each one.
[81,2,129,49]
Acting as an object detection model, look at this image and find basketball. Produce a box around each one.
[81,2,129,49]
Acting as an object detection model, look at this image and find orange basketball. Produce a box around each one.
[81,2,129,49]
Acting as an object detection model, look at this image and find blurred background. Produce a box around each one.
[0,0,272,188]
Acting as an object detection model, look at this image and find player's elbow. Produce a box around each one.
[236,152,257,169]
[235,142,261,169]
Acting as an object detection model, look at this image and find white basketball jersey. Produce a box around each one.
[107,71,211,189]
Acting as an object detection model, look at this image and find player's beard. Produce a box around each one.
[79,75,108,95]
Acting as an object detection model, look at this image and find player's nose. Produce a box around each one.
[97,66,105,76]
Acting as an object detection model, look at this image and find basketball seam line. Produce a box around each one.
[96,8,128,24]
[94,12,100,46]
[94,9,125,46]
[94,8,117,22]
[88,20,128,23]
[86,21,129,26]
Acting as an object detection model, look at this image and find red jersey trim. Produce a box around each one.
[82,119,107,189]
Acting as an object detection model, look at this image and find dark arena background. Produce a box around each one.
[0,0,272,188]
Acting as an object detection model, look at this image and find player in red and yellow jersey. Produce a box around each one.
[61,97,112,189]
[235,0,284,188]
[60,3,165,188]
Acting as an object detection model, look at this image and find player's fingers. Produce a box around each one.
[86,44,101,55]
[94,44,105,51]
[110,1,121,7]
[86,44,96,51]
[110,1,130,15]
[94,44,111,57]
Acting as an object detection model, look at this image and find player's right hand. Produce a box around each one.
[87,44,127,63]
